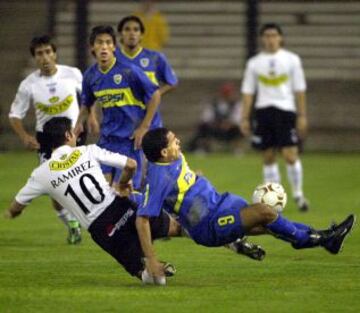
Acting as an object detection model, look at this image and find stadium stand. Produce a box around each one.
[1,0,359,151]
[54,1,360,80]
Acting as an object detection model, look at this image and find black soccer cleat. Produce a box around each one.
[322,214,356,254]
[228,238,266,261]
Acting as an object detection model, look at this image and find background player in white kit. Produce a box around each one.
[241,23,309,212]
[8,35,84,242]
[4,117,178,281]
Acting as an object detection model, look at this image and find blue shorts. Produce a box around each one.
[188,193,248,247]
[97,136,143,189]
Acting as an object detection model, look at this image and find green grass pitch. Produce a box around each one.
[0,151,359,313]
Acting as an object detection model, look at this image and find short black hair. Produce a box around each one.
[142,128,169,162]
[89,25,116,46]
[117,15,145,34]
[260,23,283,36]
[43,117,72,149]
[30,35,57,56]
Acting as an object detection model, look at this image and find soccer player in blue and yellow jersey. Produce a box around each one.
[115,15,178,128]
[135,128,355,283]
[75,25,161,189]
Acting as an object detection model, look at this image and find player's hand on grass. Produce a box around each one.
[21,134,39,150]
[145,256,166,285]
[133,126,149,150]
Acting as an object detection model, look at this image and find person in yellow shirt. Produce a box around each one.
[133,0,169,51]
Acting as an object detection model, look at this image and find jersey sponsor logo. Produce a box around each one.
[94,88,146,109]
[49,150,82,171]
[140,58,149,68]
[106,208,135,237]
[35,95,74,115]
[258,74,288,87]
[113,74,122,85]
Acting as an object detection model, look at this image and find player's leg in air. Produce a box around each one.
[240,203,355,253]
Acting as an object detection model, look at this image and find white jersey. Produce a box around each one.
[15,144,128,229]
[241,48,306,112]
[9,65,82,132]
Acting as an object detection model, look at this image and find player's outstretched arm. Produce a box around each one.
[136,215,166,284]
[4,200,26,219]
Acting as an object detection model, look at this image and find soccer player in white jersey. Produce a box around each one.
[241,23,309,212]
[4,117,179,281]
[8,35,83,243]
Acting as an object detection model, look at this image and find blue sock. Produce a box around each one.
[266,215,310,246]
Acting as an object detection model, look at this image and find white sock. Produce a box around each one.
[263,163,281,183]
[286,159,303,199]
[57,208,77,226]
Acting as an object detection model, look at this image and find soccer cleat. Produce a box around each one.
[227,237,266,261]
[295,197,310,212]
[67,220,82,244]
[322,214,356,254]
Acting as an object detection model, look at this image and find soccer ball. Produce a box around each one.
[252,182,287,212]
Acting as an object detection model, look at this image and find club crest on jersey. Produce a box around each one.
[140,58,149,68]
[113,74,122,85]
